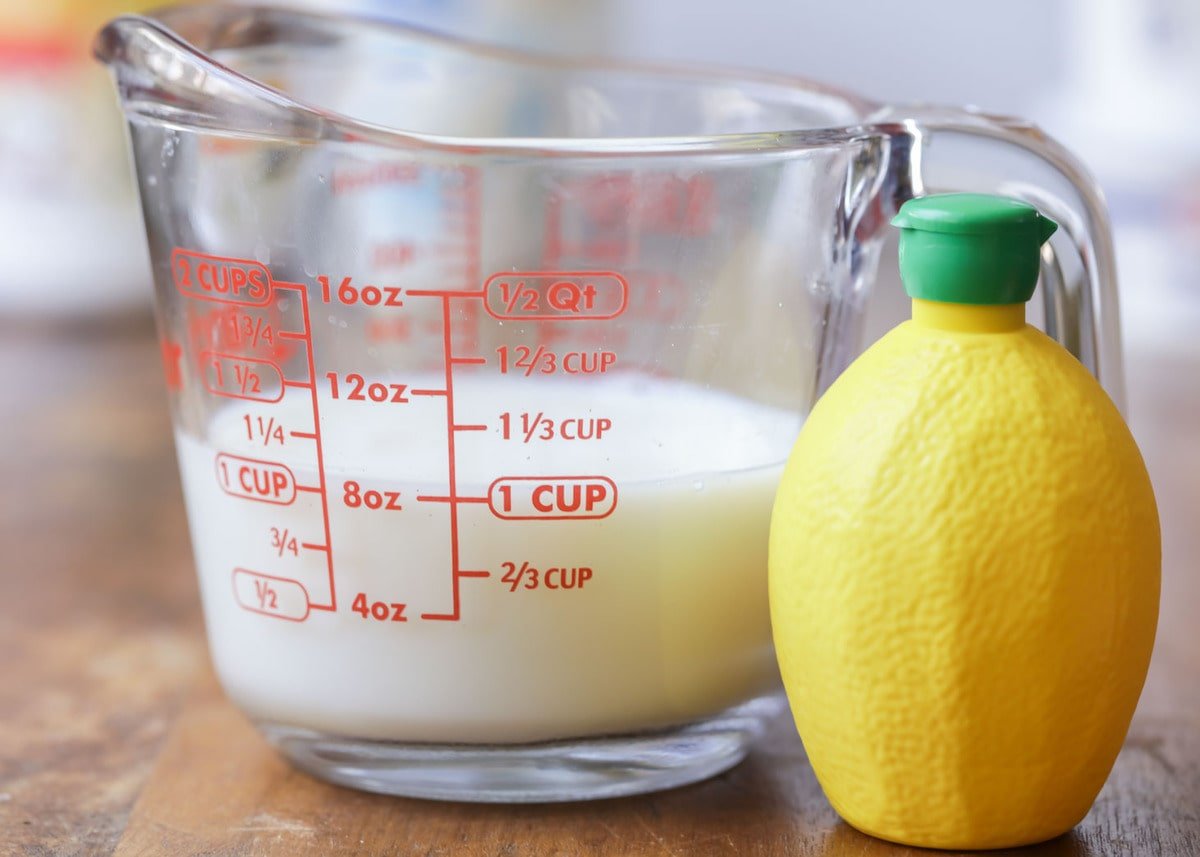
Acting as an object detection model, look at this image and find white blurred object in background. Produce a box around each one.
[1033,0,1200,722]
[20,0,1196,334]
[1037,0,1200,356]
[0,2,154,317]
[275,0,616,54]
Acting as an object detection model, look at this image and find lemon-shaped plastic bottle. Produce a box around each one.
[769,194,1160,850]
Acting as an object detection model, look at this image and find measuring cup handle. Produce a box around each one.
[874,105,1123,409]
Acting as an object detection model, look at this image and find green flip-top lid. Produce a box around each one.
[891,193,1058,305]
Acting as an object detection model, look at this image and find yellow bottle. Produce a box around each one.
[769,194,1160,850]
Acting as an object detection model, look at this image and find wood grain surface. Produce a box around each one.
[1,318,1197,856]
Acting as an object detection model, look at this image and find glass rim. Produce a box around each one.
[96,3,894,157]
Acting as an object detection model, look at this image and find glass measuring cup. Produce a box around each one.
[96,5,1122,802]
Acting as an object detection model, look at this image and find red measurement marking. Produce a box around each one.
[488,476,617,520]
[421,296,464,622]
[499,561,594,593]
[270,526,298,557]
[365,318,412,344]
[172,248,272,306]
[498,412,613,443]
[215,454,297,505]
[342,480,402,511]
[414,166,485,622]
[242,413,286,447]
[326,373,409,404]
[161,338,184,391]
[232,569,310,622]
[199,310,276,350]
[483,272,628,320]
[495,344,617,377]
[541,175,715,271]
[296,280,336,613]
[185,304,293,364]
[524,411,545,443]
[371,240,416,270]
[200,138,253,156]
[331,162,421,195]
[405,289,486,299]
[351,592,408,622]
[318,275,404,308]
[416,494,488,504]
[201,353,283,402]
[640,174,715,235]
[419,292,502,623]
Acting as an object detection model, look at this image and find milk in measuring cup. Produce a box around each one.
[175,372,797,743]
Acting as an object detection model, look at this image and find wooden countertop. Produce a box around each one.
[2,318,1197,856]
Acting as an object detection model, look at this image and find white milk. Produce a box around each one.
[175,372,798,743]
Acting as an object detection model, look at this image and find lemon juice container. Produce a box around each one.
[769,194,1160,850]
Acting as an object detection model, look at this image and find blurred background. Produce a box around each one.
[4,0,1197,345]
[2,0,1196,704]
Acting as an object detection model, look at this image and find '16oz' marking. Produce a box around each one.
[318,275,403,307]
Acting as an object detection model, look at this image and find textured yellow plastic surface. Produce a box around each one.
[769,302,1160,850]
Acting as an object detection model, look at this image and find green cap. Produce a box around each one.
[891,193,1058,305]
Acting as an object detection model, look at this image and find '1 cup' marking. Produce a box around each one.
[215,453,297,505]
[488,476,618,520]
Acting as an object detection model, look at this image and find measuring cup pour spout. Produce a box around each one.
[95,11,333,143]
